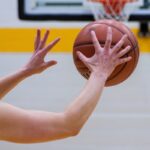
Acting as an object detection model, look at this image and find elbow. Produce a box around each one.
[68,128,81,137]
[63,113,81,137]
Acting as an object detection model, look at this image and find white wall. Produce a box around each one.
[0,0,89,28]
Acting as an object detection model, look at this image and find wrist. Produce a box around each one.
[90,71,108,82]
[18,68,34,78]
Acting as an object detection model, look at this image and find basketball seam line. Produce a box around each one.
[73,22,139,85]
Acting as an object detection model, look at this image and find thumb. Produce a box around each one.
[44,60,57,69]
[77,51,88,63]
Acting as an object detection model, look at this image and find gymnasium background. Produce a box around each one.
[0,0,150,150]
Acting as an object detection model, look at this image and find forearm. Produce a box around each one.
[64,72,107,131]
[0,72,107,143]
[0,103,73,143]
[0,73,107,143]
[0,69,30,100]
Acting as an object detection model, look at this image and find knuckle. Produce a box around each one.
[122,59,127,63]
[120,50,125,54]
[107,38,111,43]
[112,55,117,62]
[36,51,43,57]
[124,49,128,53]
[41,40,44,44]
[123,35,127,40]
[120,40,124,45]
[116,45,121,50]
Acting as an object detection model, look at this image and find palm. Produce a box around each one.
[77,28,131,78]
[23,29,60,75]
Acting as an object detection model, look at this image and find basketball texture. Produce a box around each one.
[73,19,139,86]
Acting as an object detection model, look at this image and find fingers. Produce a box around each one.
[37,30,50,50]
[91,31,102,54]
[34,29,41,50]
[77,51,89,64]
[115,45,132,66]
[43,60,57,69]
[116,46,131,58]
[116,56,132,66]
[41,37,60,56]
[112,34,128,54]
[104,27,112,53]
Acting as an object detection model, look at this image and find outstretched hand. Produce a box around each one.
[77,27,132,79]
[23,29,60,76]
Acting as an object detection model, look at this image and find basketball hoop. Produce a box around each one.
[85,0,138,21]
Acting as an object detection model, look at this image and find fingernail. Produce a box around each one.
[46,29,50,33]
[91,30,95,34]
[77,51,81,56]
[55,37,60,41]
[37,28,41,33]
[54,61,57,64]
[129,56,132,60]
[128,46,131,49]
[57,37,61,41]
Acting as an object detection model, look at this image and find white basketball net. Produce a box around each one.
[84,0,138,21]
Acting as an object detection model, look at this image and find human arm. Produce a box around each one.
[63,28,131,132]
[0,29,60,100]
[0,74,105,144]
[0,28,131,143]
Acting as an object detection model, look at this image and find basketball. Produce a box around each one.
[73,19,139,86]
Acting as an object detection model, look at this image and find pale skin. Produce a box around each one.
[0,28,131,143]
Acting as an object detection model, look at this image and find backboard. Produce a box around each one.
[18,0,149,21]
[18,0,94,21]
[18,0,150,35]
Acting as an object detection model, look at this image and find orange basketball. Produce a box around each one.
[73,19,139,86]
